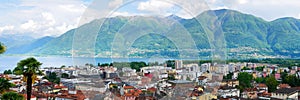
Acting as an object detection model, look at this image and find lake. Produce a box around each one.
[0,56,171,73]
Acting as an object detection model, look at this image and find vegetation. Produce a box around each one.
[0,43,6,54]
[166,60,175,69]
[3,69,13,74]
[45,72,61,84]
[1,92,24,100]
[130,62,147,72]
[19,9,300,58]
[266,76,279,92]
[61,73,69,79]
[0,78,14,93]
[255,66,265,71]
[223,72,233,80]
[237,72,253,91]
[13,57,42,100]
[282,75,300,87]
[255,77,266,83]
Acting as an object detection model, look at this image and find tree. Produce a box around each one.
[166,60,175,69]
[1,92,24,100]
[237,72,253,91]
[0,78,14,93]
[46,72,60,84]
[186,76,191,81]
[61,73,69,78]
[223,72,233,80]
[0,43,6,54]
[130,62,147,72]
[60,65,66,69]
[13,57,42,100]
[284,75,300,87]
[3,69,13,74]
[255,77,265,83]
[266,76,278,92]
[255,66,265,72]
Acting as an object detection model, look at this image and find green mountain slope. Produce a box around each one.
[25,9,300,58]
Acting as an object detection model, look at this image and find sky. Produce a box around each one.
[0,0,300,38]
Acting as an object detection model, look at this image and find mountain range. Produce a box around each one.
[2,9,300,59]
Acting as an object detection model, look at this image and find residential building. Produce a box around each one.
[271,88,298,100]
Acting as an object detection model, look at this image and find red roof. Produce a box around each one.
[277,84,291,89]
[257,83,267,88]
[147,87,157,92]
[54,85,67,89]
[144,73,153,79]
[124,86,135,89]
[22,94,36,98]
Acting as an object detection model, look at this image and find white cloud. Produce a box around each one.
[108,0,123,8]
[20,20,37,30]
[137,0,174,15]
[207,0,300,21]
[0,0,90,38]
[0,25,14,33]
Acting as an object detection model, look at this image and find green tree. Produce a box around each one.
[255,77,265,83]
[0,43,6,54]
[61,73,69,78]
[186,76,191,81]
[223,72,233,80]
[46,72,60,84]
[1,92,24,100]
[284,75,300,87]
[166,60,175,69]
[3,69,13,74]
[130,62,147,72]
[255,66,265,72]
[281,71,289,84]
[237,72,253,90]
[13,57,43,100]
[0,78,14,93]
[266,76,278,92]
[60,65,66,69]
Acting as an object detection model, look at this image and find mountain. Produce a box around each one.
[0,34,35,49]
[5,9,300,58]
[5,36,54,54]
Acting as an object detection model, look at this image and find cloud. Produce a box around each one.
[0,25,14,33]
[137,0,175,15]
[108,0,123,8]
[0,0,90,38]
[20,20,37,30]
[207,0,300,21]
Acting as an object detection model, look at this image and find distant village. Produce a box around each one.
[1,60,300,100]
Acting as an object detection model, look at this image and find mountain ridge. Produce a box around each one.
[3,9,300,58]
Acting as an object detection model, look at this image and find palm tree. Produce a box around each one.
[13,57,42,100]
[1,92,24,100]
[0,78,14,93]
[0,42,6,54]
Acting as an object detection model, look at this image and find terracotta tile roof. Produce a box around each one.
[22,94,36,99]
[257,83,267,88]
[124,86,135,89]
[54,85,67,89]
[244,88,258,92]
[277,84,291,89]
[147,87,157,92]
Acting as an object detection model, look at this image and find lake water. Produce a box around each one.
[0,56,171,73]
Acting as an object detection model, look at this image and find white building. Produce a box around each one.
[218,86,240,98]
[271,88,298,100]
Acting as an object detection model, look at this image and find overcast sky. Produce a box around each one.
[0,0,300,38]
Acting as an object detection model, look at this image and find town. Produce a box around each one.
[1,58,300,100]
